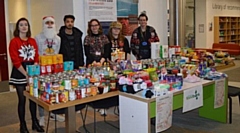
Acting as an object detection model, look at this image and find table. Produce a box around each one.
[119,79,228,133]
[24,91,119,133]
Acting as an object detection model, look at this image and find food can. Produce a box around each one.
[46,65,52,74]
[59,91,68,102]
[81,86,86,98]
[71,79,78,88]
[33,77,38,89]
[75,88,81,99]
[69,90,76,101]
[55,92,59,104]
[29,86,33,96]
[28,77,33,86]
[64,80,71,90]
[33,88,38,98]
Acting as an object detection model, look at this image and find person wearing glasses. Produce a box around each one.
[58,15,85,69]
[84,19,110,67]
[130,12,160,60]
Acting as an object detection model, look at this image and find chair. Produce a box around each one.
[88,96,119,133]
[46,104,89,133]
[228,86,240,124]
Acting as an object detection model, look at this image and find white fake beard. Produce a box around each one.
[43,28,56,39]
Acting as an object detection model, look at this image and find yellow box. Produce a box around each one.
[52,55,58,64]
[56,54,63,64]
[40,56,48,66]
[46,56,53,65]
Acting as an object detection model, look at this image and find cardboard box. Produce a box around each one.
[151,42,160,59]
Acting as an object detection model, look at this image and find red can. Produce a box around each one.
[75,89,81,99]
[52,64,59,73]
[40,65,46,75]
[58,63,64,72]
[46,65,52,74]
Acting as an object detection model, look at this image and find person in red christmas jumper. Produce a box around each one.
[9,17,44,133]
[35,16,64,127]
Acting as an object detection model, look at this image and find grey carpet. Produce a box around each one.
[1,84,240,132]
[222,67,240,82]
[0,92,31,127]
[0,81,9,93]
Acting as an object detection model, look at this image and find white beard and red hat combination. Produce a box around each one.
[35,16,61,55]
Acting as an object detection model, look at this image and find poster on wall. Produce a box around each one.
[117,0,139,36]
[84,0,117,22]
[214,78,225,109]
[156,93,173,133]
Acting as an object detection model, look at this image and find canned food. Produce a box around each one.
[69,90,76,101]
[81,86,86,98]
[59,91,68,103]
[33,77,38,89]
[29,86,33,96]
[55,92,59,104]
[71,79,78,88]
[75,88,81,99]
[64,80,71,90]
[33,88,38,98]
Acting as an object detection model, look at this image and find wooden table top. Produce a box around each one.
[24,91,119,111]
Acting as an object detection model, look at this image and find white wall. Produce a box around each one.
[195,0,207,48]
[206,0,240,48]
[30,0,73,37]
[6,0,29,91]
[73,0,86,37]
[195,0,240,48]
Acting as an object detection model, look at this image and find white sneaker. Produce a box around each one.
[99,109,107,116]
[50,113,65,122]
[39,116,45,127]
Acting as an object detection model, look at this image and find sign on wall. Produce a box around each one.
[84,0,117,22]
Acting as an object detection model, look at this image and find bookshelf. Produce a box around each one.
[214,16,240,44]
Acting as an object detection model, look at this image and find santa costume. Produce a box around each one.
[35,16,60,55]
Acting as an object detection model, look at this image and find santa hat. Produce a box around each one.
[43,16,55,23]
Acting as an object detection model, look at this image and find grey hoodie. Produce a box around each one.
[35,33,61,55]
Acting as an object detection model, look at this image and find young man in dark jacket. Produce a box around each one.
[58,15,84,68]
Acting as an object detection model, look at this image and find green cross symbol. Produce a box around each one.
[194,90,200,100]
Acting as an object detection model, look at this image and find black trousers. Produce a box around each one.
[16,85,37,124]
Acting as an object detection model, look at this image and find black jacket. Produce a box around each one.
[58,26,84,68]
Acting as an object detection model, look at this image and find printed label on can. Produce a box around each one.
[29,86,33,96]
[28,77,33,84]
[64,80,71,90]
[55,93,59,104]
[33,88,38,98]
[81,88,86,98]
[69,90,76,101]
[46,65,52,73]
[33,77,38,88]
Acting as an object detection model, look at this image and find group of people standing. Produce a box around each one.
[8,12,159,133]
